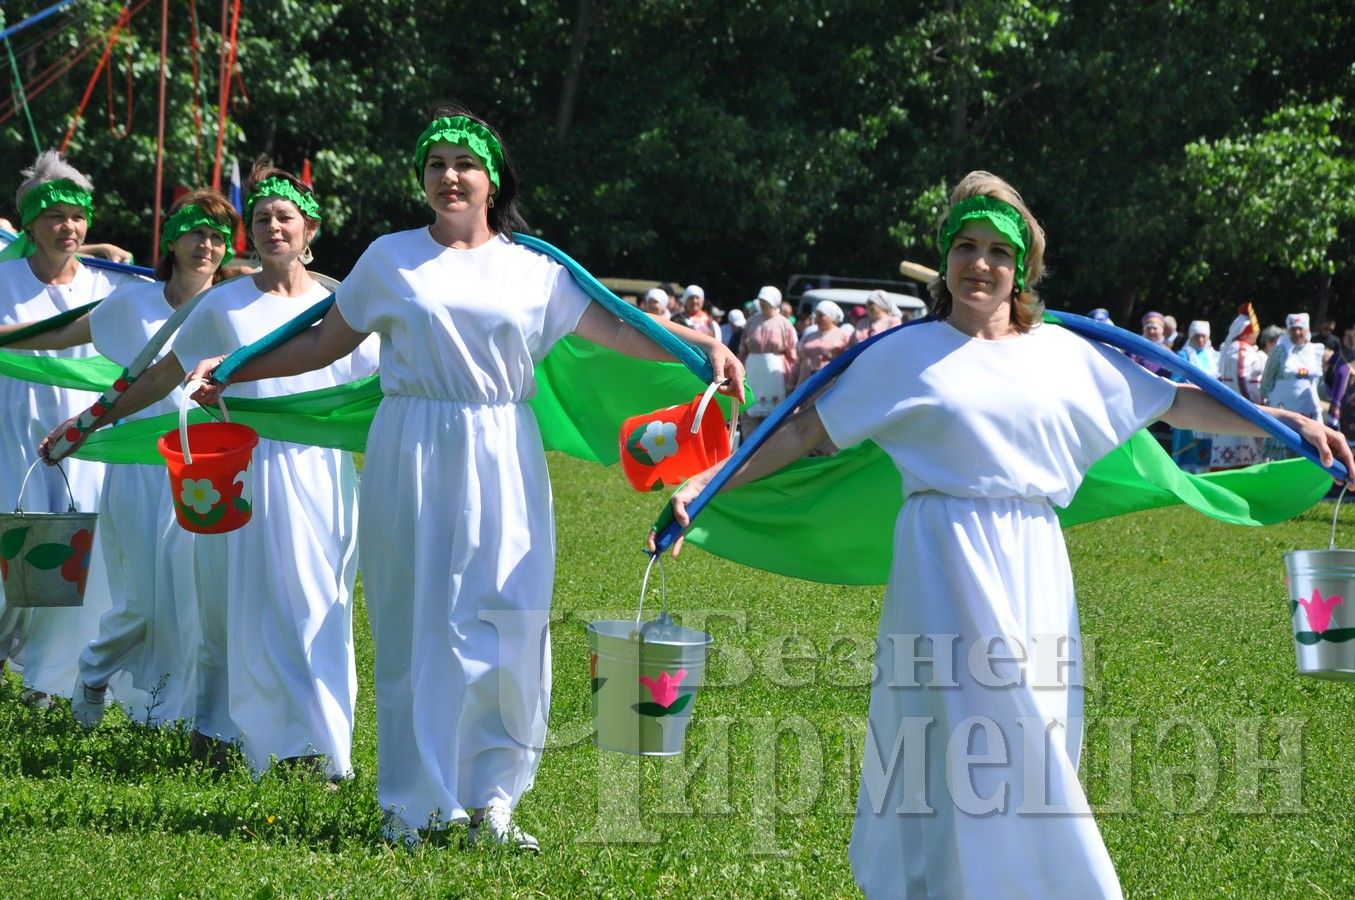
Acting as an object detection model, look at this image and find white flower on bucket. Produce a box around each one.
[234,464,253,507]
[179,478,221,515]
[638,421,679,462]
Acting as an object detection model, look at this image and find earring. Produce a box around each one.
[299,243,314,265]
[488,195,496,209]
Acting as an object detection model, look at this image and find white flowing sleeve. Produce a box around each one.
[333,239,387,335]
[815,335,911,449]
[1080,338,1178,446]
[534,261,591,360]
[168,290,231,369]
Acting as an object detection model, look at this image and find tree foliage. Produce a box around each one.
[0,0,1349,326]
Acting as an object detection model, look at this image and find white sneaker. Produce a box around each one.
[71,681,106,729]
[380,811,421,848]
[468,800,539,853]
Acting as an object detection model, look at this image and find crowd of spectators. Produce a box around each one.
[1112,304,1353,472]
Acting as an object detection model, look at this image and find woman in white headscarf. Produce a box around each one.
[1261,313,1327,459]
[1171,320,1219,471]
[1210,304,1267,469]
[739,285,798,432]
[790,300,850,390]
[0,151,121,707]
[849,290,902,346]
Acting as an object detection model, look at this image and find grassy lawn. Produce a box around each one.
[1,452,1353,897]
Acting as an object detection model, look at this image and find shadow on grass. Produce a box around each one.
[0,671,389,851]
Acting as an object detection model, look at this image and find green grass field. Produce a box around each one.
[1,452,1353,897]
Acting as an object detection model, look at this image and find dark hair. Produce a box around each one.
[154,188,243,283]
[243,157,320,247]
[427,101,527,236]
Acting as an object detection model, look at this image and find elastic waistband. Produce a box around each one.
[906,490,1052,507]
[382,391,522,407]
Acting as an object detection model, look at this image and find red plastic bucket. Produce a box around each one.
[158,382,258,534]
[619,381,736,493]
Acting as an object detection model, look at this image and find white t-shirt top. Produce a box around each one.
[172,275,378,400]
[88,279,184,420]
[334,229,590,404]
[0,258,117,359]
[817,320,1178,507]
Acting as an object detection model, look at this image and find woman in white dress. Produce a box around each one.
[0,151,121,707]
[1211,304,1268,469]
[656,172,1352,899]
[49,163,376,778]
[1261,313,1327,460]
[184,104,744,849]
[10,190,240,727]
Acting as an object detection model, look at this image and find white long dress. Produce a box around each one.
[0,258,119,698]
[816,320,1177,900]
[1211,339,1267,468]
[1263,340,1325,419]
[171,277,378,776]
[78,281,198,723]
[334,229,589,831]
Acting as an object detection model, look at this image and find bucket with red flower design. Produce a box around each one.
[0,460,98,607]
[158,381,258,534]
[1284,488,1355,679]
[586,557,713,755]
[619,381,737,492]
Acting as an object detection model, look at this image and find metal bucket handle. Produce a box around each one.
[14,458,78,514]
[1329,483,1352,550]
[178,379,231,466]
[635,553,672,635]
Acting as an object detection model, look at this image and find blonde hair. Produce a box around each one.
[927,171,1047,333]
[15,150,93,208]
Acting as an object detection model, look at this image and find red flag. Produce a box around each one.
[301,158,313,187]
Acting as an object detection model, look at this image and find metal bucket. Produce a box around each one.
[0,460,98,608]
[587,557,713,756]
[1284,487,1355,679]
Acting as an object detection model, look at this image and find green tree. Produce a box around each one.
[1183,99,1355,323]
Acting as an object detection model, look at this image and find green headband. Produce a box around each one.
[19,178,93,229]
[413,116,504,190]
[937,195,1031,291]
[244,176,322,225]
[160,203,236,266]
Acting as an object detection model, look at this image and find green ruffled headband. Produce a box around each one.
[244,176,322,225]
[413,116,504,190]
[160,203,236,266]
[937,195,1031,291]
[19,178,94,229]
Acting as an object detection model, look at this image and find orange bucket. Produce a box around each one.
[158,382,258,534]
[619,381,736,492]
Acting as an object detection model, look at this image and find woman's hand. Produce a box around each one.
[646,465,722,558]
[78,242,134,264]
[39,415,84,464]
[1286,411,1355,484]
[184,356,228,404]
[705,341,746,403]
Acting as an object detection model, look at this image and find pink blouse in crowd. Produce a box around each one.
[740,313,799,369]
[790,325,850,389]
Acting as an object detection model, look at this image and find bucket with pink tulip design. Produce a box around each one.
[587,557,713,755]
[1284,491,1355,679]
